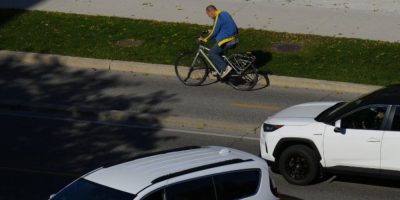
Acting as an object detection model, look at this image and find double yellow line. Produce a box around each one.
[231,102,281,111]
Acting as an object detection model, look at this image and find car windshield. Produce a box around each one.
[52,178,135,200]
[315,97,365,124]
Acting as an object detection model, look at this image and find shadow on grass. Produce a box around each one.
[252,50,272,91]
[252,50,272,69]
[0,54,178,199]
[0,1,46,27]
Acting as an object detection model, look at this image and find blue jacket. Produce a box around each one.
[205,10,238,46]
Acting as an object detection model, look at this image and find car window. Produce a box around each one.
[213,170,260,200]
[142,189,164,200]
[52,179,135,200]
[391,107,400,131]
[341,106,387,130]
[166,177,216,200]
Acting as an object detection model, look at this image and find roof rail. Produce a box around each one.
[151,159,253,184]
[104,146,202,168]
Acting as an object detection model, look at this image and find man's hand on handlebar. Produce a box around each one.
[197,37,206,43]
[197,30,211,43]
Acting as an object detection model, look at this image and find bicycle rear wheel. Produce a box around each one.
[175,52,209,86]
[227,64,259,91]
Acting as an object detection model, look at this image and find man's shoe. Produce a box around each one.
[220,66,233,79]
[210,71,219,77]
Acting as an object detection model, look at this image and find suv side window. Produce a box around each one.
[391,107,400,131]
[166,177,216,200]
[213,170,260,200]
[341,105,387,130]
[142,189,164,200]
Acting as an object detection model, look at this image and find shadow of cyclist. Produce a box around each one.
[250,50,272,90]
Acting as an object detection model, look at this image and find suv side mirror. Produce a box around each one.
[334,120,344,133]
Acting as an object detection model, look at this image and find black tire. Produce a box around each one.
[278,145,319,185]
[227,64,259,91]
[257,149,279,173]
[269,162,280,174]
[175,52,209,86]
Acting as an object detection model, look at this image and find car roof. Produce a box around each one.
[361,84,400,106]
[84,146,259,195]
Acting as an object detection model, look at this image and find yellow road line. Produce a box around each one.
[231,103,281,111]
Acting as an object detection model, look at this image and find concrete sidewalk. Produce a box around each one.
[0,50,381,94]
[1,0,400,42]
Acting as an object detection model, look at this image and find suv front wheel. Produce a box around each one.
[278,145,319,185]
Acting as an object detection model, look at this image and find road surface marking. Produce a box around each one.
[0,111,259,141]
[162,127,258,141]
[231,103,281,111]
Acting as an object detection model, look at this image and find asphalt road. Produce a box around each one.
[2,61,399,199]
[1,113,400,200]
[0,61,359,133]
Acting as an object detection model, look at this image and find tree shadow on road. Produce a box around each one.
[0,54,178,199]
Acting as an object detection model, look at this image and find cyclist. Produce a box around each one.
[198,5,239,78]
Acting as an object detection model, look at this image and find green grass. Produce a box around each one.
[1,9,399,85]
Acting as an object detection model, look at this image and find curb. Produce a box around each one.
[0,50,382,94]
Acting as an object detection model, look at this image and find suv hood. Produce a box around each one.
[268,102,340,125]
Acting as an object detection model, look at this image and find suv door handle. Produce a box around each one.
[367,138,381,143]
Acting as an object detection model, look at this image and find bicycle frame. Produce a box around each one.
[192,45,241,76]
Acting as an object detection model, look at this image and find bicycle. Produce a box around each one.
[175,32,259,91]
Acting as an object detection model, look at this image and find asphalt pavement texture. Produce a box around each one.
[1,60,400,200]
[1,114,400,200]
[0,58,359,129]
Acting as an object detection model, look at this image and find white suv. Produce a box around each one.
[50,146,280,200]
[260,84,400,185]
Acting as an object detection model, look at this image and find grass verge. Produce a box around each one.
[0,9,399,85]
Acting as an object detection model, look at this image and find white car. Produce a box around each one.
[50,146,280,200]
[260,84,400,185]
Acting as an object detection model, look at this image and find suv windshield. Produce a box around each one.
[52,179,135,200]
[316,98,366,124]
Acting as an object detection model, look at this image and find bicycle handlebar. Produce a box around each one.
[196,30,209,44]
[201,30,209,36]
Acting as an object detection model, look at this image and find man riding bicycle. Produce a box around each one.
[199,5,239,79]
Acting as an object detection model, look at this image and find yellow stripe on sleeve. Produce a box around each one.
[204,10,222,42]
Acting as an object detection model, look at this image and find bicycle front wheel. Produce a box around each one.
[227,64,259,91]
[175,52,209,86]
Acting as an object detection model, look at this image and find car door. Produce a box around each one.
[323,105,388,169]
[165,176,217,200]
[213,169,261,200]
[162,169,267,200]
[381,106,400,174]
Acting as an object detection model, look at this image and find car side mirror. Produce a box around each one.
[334,120,344,133]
